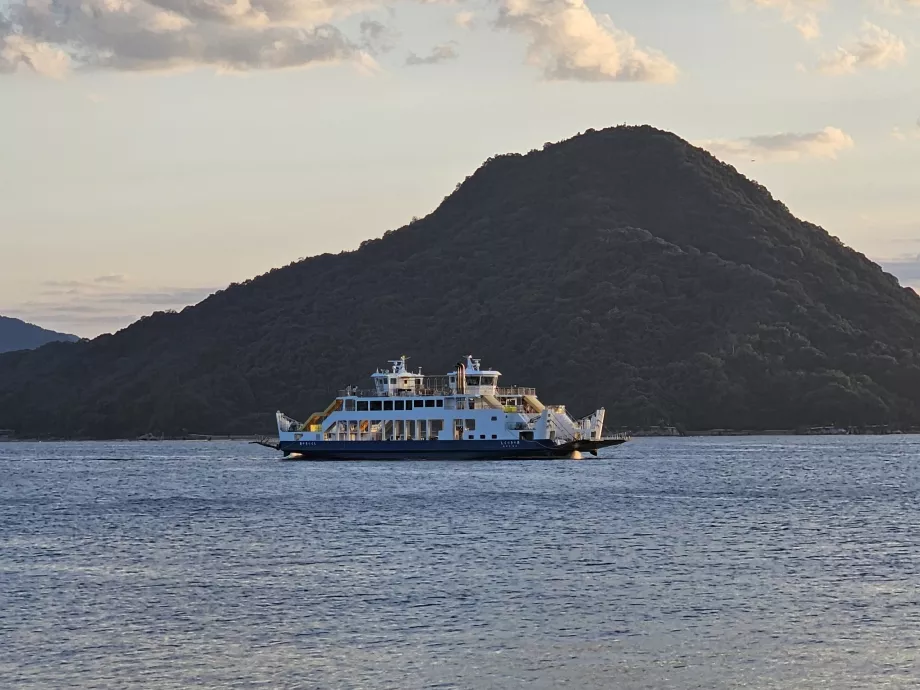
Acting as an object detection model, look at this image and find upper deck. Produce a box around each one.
[338,384,536,398]
[342,355,518,399]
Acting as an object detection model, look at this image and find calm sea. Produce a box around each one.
[1,436,918,689]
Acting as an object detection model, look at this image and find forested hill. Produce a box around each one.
[2,125,920,437]
[0,316,78,354]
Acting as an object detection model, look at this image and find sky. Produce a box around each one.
[1,0,920,337]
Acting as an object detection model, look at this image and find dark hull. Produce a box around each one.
[278,438,627,461]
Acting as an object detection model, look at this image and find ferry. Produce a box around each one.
[275,355,627,460]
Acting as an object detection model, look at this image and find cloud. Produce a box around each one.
[6,279,218,336]
[42,280,93,290]
[95,274,128,284]
[359,19,397,54]
[453,10,475,28]
[817,22,906,74]
[697,126,855,162]
[497,0,678,83]
[2,0,680,83]
[734,0,827,40]
[406,42,458,65]
[42,275,130,293]
[1,32,71,78]
[91,287,218,305]
[0,0,371,76]
[892,123,920,140]
[1,309,145,335]
[37,283,215,305]
[881,254,920,288]
[872,0,920,14]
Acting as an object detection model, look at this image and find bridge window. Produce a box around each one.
[425,400,435,408]
[357,400,368,411]
[370,400,382,411]
[345,399,356,411]
[395,400,405,411]
[436,399,444,408]
[383,400,393,411]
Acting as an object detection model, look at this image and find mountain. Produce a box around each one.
[1,125,920,438]
[0,316,79,355]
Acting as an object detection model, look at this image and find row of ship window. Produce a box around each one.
[325,417,501,440]
[346,399,444,412]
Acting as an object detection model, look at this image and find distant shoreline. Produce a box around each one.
[0,434,267,443]
[628,427,920,438]
[3,430,919,442]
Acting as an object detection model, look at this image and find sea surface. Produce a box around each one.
[1,436,919,689]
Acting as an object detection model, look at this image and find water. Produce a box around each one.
[1,436,919,689]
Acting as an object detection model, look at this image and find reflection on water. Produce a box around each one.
[1,436,919,689]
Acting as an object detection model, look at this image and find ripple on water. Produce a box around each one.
[1,436,919,689]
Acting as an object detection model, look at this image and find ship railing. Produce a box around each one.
[337,387,454,398]
[496,387,536,396]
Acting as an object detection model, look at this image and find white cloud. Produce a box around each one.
[145,10,192,33]
[0,0,374,75]
[817,22,906,74]
[697,126,855,162]
[1,0,678,81]
[497,0,678,83]
[734,0,827,40]
[1,33,71,78]
[453,10,475,29]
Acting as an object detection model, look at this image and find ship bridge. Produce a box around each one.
[448,355,500,397]
[372,356,426,397]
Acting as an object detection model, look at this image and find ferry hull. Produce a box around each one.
[278,438,626,460]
